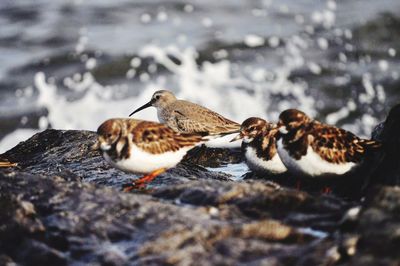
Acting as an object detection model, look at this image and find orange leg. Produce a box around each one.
[0,161,17,168]
[321,186,332,194]
[122,168,166,192]
[296,180,301,190]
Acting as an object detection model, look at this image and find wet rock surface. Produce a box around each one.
[0,127,399,265]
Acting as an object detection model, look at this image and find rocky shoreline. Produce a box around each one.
[0,121,399,265]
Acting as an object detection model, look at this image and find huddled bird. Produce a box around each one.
[129,90,240,136]
[94,89,388,194]
[231,117,287,175]
[276,109,381,178]
[93,118,208,191]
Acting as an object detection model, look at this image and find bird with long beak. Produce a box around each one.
[93,118,208,191]
[230,117,287,175]
[276,109,381,178]
[129,90,240,136]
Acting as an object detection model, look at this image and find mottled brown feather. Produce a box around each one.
[282,129,309,160]
[131,120,205,154]
[247,126,280,161]
[282,120,381,164]
[310,124,381,164]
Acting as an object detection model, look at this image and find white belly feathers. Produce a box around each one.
[277,139,356,177]
[244,146,287,174]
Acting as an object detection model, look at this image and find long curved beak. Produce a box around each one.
[230,133,243,142]
[129,100,153,117]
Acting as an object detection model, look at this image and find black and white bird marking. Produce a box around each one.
[231,117,287,175]
[277,109,381,178]
[93,118,207,190]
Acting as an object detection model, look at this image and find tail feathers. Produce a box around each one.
[203,130,242,142]
[219,124,241,134]
[179,131,213,144]
[181,131,238,145]
[359,139,382,152]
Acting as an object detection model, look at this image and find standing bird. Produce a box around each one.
[230,117,287,175]
[277,109,381,178]
[93,118,208,190]
[129,90,240,136]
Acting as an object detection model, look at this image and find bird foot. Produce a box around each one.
[321,186,332,194]
[296,180,302,190]
[122,181,147,192]
[122,168,166,192]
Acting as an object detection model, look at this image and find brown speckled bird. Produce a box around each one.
[93,118,207,190]
[129,90,240,135]
[231,117,287,175]
[276,109,381,177]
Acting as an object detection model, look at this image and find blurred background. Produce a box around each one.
[1,0,400,153]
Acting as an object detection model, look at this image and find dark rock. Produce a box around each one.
[0,126,399,265]
[367,103,400,187]
[339,186,400,265]
[0,129,232,188]
[0,255,16,266]
[19,239,68,266]
[0,167,337,265]
[184,144,243,167]
[0,129,339,264]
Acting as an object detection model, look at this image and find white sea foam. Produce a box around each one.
[0,129,40,153]
[0,40,316,153]
[244,34,265,47]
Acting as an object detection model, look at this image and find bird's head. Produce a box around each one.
[129,90,176,116]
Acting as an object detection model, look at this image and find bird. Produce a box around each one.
[129,90,240,136]
[276,109,381,178]
[93,118,208,191]
[230,117,287,175]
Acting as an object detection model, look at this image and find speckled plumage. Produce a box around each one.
[232,117,287,175]
[95,118,206,174]
[130,90,240,135]
[277,109,381,177]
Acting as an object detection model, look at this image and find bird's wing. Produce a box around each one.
[132,121,205,154]
[171,101,240,135]
[311,124,381,164]
[259,127,280,160]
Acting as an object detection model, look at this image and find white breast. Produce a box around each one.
[103,144,191,174]
[277,139,356,177]
[245,146,287,174]
[157,109,166,124]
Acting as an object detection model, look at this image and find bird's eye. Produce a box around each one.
[154,95,160,100]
